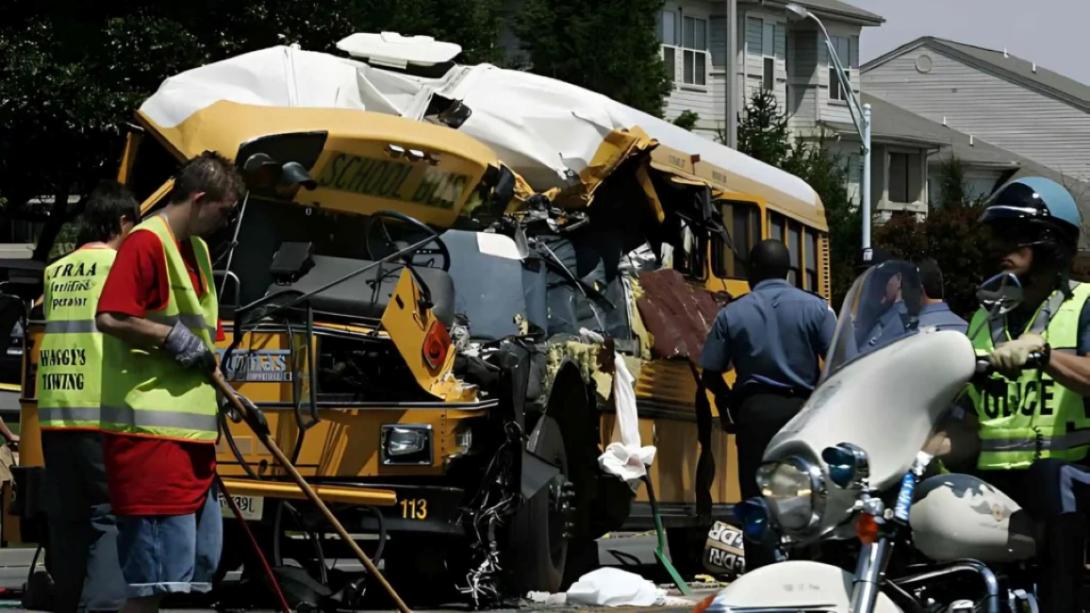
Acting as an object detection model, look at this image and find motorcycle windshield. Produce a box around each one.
[822,260,926,381]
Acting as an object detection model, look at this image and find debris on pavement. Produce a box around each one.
[566,567,665,607]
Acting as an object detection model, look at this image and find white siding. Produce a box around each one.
[864,46,1090,181]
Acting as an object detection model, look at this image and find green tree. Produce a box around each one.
[783,139,860,308]
[0,0,503,254]
[874,158,990,318]
[874,205,989,318]
[734,90,789,166]
[513,0,671,117]
[734,90,860,306]
[672,110,700,131]
[935,156,969,209]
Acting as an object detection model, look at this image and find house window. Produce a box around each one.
[682,16,708,86]
[888,151,923,204]
[763,22,775,90]
[659,11,679,84]
[828,35,854,101]
[889,152,911,203]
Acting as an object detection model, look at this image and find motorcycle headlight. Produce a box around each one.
[756,456,825,533]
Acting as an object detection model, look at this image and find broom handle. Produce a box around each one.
[212,371,411,613]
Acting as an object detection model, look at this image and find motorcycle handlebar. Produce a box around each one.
[974,351,1046,376]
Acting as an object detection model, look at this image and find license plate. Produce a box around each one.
[219,493,264,521]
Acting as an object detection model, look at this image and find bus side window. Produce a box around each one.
[768,211,785,242]
[787,220,801,287]
[672,221,707,280]
[804,228,819,291]
[712,200,758,279]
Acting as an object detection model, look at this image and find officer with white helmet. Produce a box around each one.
[965,176,1090,611]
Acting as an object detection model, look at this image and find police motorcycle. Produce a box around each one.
[704,261,1046,613]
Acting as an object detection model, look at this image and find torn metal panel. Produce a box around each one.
[635,269,726,364]
[545,127,657,211]
[634,163,666,224]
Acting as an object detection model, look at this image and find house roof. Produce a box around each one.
[822,93,1090,247]
[745,0,884,26]
[863,94,1027,168]
[862,36,1090,113]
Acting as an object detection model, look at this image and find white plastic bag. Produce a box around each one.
[566,567,665,607]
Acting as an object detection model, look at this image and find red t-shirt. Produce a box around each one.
[97,230,222,516]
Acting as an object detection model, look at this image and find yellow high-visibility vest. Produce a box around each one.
[99,215,219,442]
[967,282,1090,469]
[37,244,116,430]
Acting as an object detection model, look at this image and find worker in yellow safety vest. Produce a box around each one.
[95,151,242,612]
[38,181,138,612]
[965,176,1090,612]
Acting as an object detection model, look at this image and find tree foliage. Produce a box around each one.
[513,0,671,117]
[874,159,990,318]
[873,206,989,318]
[736,90,789,167]
[672,110,700,132]
[935,156,969,209]
[0,0,503,218]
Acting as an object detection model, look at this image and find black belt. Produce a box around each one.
[735,383,811,402]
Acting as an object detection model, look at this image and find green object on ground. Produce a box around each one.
[642,475,693,596]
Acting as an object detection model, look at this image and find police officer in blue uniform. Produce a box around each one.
[701,239,836,501]
[914,257,968,333]
[857,257,968,355]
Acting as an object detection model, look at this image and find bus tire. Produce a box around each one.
[508,415,571,594]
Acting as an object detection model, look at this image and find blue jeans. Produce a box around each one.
[116,486,223,598]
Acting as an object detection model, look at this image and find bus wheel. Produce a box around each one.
[508,415,573,593]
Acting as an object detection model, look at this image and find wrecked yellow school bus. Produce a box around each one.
[7,35,829,606]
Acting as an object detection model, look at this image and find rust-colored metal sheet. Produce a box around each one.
[636,269,727,365]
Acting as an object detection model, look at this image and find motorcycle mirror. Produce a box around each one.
[976,272,1023,319]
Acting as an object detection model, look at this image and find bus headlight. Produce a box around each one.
[381,424,433,465]
[756,456,825,533]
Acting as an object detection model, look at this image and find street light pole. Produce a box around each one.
[726,0,739,148]
[784,3,872,262]
[862,102,872,260]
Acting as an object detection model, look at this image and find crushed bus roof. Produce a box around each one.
[138,39,824,228]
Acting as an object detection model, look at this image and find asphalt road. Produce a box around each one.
[0,534,724,611]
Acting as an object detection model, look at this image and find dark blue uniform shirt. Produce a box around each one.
[918,302,968,333]
[701,279,837,391]
[863,300,969,352]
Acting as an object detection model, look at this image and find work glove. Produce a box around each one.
[989,332,1047,378]
[162,320,217,373]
